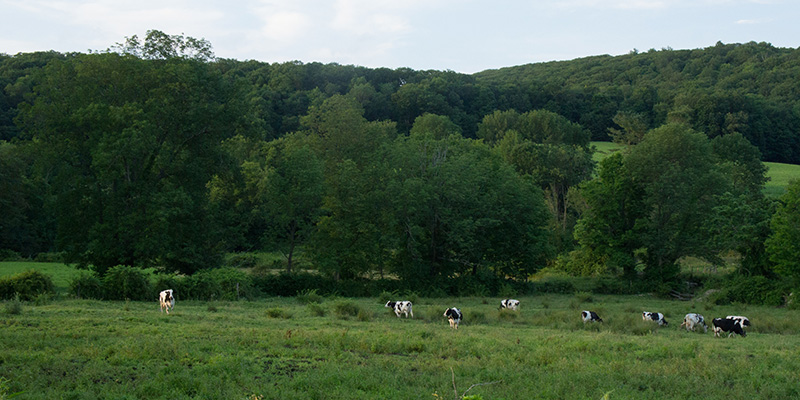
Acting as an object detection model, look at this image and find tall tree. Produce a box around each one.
[765,180,800,284]
[246,134,324,273]
[18,44,242,274]
[624,124,728,281]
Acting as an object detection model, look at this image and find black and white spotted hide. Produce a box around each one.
[159,289,175,314]
[726,315,751,329]
[712,318,747,338]
[680,313,708,333]
[444,307,463,329]
[385,301,414,318]
[642,311,669,326]
[581,310,602,324]
[499,299,520,311]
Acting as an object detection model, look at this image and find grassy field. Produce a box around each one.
[3,285,800,399]
[591,141,799,197]
[763,162,800,197]
[0,262,83,296]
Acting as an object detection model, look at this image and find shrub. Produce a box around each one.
[534,278,576,294]
[307,303,326,317]
[185,267,256,301]
[0,249,22,261]
[33,252,65,263]
[3,294,23,315]
[296,289,323,304]
[0,270,55,301]
[498,283,518,298]
[69,272,103,299]
[266,308,291,319]
[709,275,785,306]
[225,253,263,269]
[333,300,361,319]
[378,290,399,304]
[103,265,152,301]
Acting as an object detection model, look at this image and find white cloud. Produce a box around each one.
[258,11,313,42]
[331,0,414,35]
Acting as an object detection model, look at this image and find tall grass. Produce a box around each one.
[1,295,799,399]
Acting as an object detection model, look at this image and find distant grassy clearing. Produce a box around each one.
[592,141,798,197]
[0,262,82,295]
[764,161,800,197]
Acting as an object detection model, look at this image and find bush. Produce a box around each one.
[0,270,55,301]
[103,265,152,301]
[296,289,323,304]
[333,300,362,319]
[185,267,256,301]
[225,253,263,269]
[4,294,23,314]
[266,308,291,319]
[69,272,103,299]
[709,275,785,306]
[534,278,576,294]
[0,249,22,261]
[33,252,65,263]
[307,303,326,317]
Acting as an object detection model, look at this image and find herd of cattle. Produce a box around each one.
[159,289,750,337]
[386,297,751,337]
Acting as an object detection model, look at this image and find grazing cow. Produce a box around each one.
[385,301,414,318]
[499,299,520,311]
[726,315,751,328]
[581,310,603,324]
[642,311,669,326]
[444,308,463,329]
[712,318,747,338]
[680,313,708,333]
[159,289,175,314]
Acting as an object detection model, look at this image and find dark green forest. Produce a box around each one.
[2,32,799,296]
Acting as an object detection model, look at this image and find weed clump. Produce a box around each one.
[307,303,326,317]
[266,308,292,319]
[333,301,361,319]
[4,294,23,315]
[296,289,323,304]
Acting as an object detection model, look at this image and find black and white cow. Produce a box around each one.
[385,301,414,318]
[499,299,520,311]
[680,313,708,333]
[581,310,603,324]
[712,318,747,338]
[726,315,751,329]
[159,289,175,314]
[444,307,463,329]
[642,311,669,326]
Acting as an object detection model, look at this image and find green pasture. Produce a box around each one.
[3,289,799,399]
[764,162,800,197]
[0,262,82,295]
[591,141,799,197]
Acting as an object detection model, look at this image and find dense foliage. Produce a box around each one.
[1,32,798,292]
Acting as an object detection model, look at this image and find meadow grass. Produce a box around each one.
[2,294,799,399]
[763,162,800,197]
[0,262,83,296]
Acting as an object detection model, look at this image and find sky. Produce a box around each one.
[1,0,798,74]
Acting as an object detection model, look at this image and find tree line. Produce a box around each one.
[1,31,799,292]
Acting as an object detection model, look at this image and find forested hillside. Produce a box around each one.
[1,32,799,296]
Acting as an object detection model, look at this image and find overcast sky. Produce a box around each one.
[2,0,798,74]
